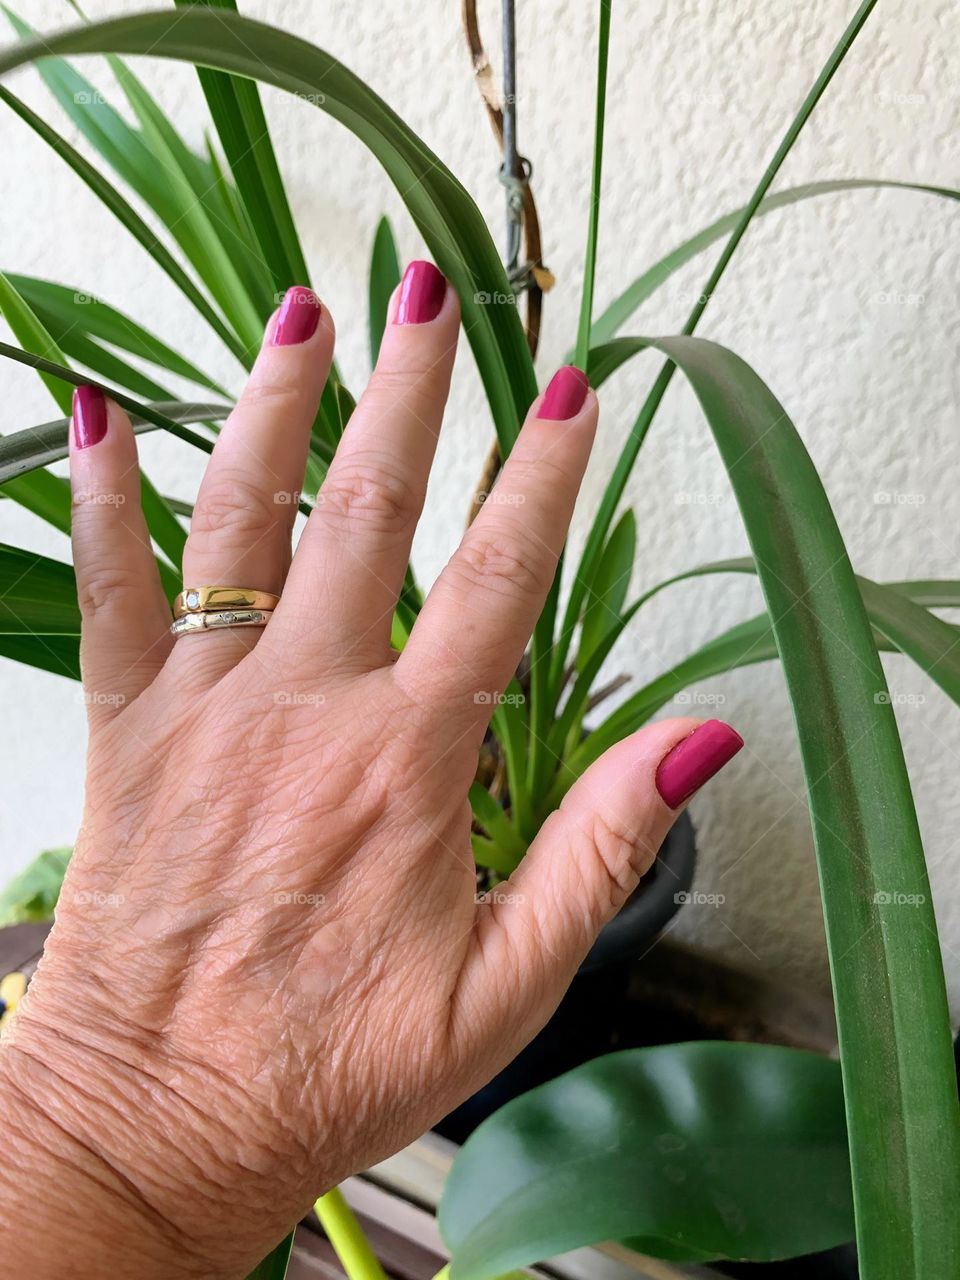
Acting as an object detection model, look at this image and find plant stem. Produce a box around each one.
[313,1187,388,1280]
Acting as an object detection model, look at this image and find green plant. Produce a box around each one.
[0,2,958,1278]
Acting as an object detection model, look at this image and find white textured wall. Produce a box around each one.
[2,1,959,1014]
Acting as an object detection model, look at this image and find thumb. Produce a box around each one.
[456,718,742,1066]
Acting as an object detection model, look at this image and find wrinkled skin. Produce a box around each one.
[0,274,708,1279]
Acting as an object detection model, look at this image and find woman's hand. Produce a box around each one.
[0,265,741,1279]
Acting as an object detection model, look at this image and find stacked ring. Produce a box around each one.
[170,607,274,638]
[174,586,280,617]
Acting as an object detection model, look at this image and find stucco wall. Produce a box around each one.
[2,0,959,1014]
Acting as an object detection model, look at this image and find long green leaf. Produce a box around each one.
[529,0,612,804]
[173,0,309,294]
[552,0,883,690]
[441,1043,852,1275]
[0,400,229,486]
[587,178,959,350]
[0,8,537,456]
[548,332,960,1276]
[6,275,231,398]
[577,508,635,672]
[0,84,246,363]
[368,215,401,366]
[106,55,266,346]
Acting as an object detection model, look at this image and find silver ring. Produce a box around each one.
[170,608,274,638]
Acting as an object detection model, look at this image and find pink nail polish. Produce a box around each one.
[272,286,321,346]
[655,720,744,809]
[539,366,589,420]
[396,260,446,325]
[72,386,108,449]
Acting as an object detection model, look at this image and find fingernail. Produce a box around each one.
[396,260,446,324]
[72,386,108,449]
[655,720,744,809]
[272,286,321,346]
[539,365,589,420]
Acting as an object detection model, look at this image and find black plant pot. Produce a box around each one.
[434,811,697,1143]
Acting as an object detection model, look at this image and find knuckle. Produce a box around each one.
[367,357,447,400]
[578,808,651,904]
[77,563,145,617]
[318,457,417,535]
[239,375,303,414]
[452,527,553,601]
[191,472,285,545]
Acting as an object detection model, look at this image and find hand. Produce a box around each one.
[0,265,740,1279]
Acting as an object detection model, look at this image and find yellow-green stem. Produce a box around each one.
[314,1187,388,1280]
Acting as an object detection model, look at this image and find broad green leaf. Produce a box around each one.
[0,846,71,925]
[244,1231,294,1280]
[0,85,246,362]
[440,1042,853,1275]
[0,7,537,457]
[0,632,80,679]
[0,541,82,678]
[0,541,80,634]
[552,0,883,691]
[6,274,231,397]
[577,508,635,672]
[368,215,401,365]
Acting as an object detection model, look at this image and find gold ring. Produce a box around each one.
[174,586,281,618]
[170,608,274,638]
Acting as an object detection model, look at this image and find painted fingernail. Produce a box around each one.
[272,286,321,346]
[539,365,589,420]
[655,720,744,809]
[72,386,108,449]
[396,260,446,324]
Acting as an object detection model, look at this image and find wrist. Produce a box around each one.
[0,978,307,1279]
